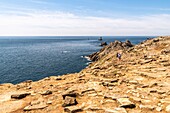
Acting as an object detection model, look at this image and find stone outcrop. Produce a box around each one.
[100,42,107,46]
[0,36,170,113]
[88,40,133,61]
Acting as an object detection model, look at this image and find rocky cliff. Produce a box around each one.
[0,36,170,113]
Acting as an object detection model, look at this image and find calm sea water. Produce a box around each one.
[0,36,155,84]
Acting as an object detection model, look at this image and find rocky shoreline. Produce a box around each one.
[0,36,170,113]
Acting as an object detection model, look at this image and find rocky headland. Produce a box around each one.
[0,36,170,113]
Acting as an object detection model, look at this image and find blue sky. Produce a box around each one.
[0,0,170,36]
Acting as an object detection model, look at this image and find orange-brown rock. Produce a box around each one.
[0,36,170,113]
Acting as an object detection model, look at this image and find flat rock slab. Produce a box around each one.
[105,108,127,113]
[11,92,31,99]
[64,106,82,113]
[0,100,26,113]
[24,102,48,111]
[117,98,136,108]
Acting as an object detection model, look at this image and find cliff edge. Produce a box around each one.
[0,36,170,113]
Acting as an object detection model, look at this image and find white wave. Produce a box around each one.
[62,51,70,53]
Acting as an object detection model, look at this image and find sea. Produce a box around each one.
[0,36,155,84]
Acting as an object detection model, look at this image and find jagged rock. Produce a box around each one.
[153,39,159,42]
[98,37,103,41]
[166,105,170,112]
[62,96,78,107]
[88,40,133,61]
[100,42,107,46]
[24,102,48,111]
[62,92,78,99]
[105,108,127,113]
[123,40,133,47]
[117,98,136,108]
[88,52,99,61]
[64,106,83,113]
[56,77,62,80]
[11,92,31,99]
[41,90,52,95]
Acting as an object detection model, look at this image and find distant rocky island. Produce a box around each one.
[0,36,170,113]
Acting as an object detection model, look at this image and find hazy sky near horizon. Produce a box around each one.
[0,0,170,36]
